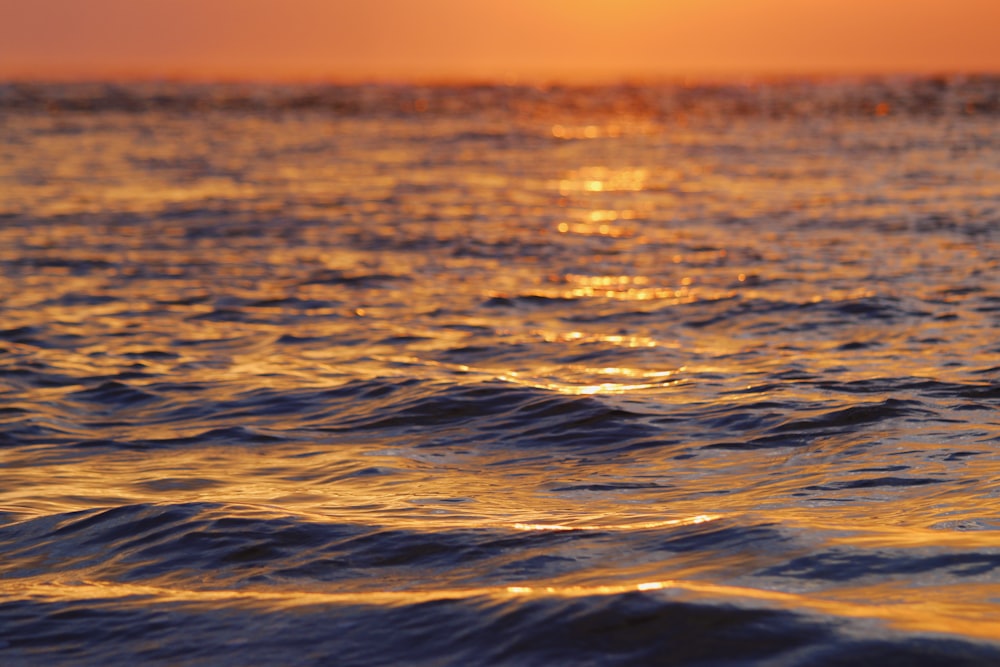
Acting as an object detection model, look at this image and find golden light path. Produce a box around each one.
[512,513,719,532]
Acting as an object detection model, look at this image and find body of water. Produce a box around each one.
[1,77,999,665]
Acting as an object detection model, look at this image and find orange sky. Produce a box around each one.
[1,0,998,81]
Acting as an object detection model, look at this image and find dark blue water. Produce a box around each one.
[1,77,999,665]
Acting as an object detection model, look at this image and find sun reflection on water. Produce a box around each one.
[556,166,649,194]
[513,514,720,532]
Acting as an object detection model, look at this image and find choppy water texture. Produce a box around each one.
[1,77,999,665]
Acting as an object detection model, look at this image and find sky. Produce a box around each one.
[1,0,998,82]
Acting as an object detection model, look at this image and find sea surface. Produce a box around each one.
[0,77,998,665]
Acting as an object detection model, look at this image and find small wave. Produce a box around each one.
[70,381,159,407]
[1,502,660,594]
[315,379,660,452]
[681,295,929,335]
[805,476,943,490]
[762,548,1000,582]
[3,582,1000,666]
[297,269,409,288]
[770,398,929,433]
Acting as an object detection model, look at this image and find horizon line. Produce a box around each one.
[2,67,998,88]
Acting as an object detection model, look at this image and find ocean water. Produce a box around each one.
[0,77,998,665]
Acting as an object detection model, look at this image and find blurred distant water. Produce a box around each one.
[0,77,999,665]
